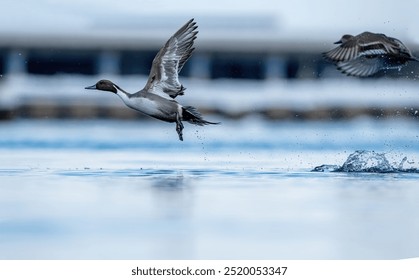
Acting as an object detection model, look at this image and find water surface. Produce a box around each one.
[1,119,419,259]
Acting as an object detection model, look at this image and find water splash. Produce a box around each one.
[312,150,419,173]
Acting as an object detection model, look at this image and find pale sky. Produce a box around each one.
[1,0,418,43]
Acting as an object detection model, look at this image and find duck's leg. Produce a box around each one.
[175,113,184,141]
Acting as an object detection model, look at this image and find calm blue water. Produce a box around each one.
[1,119,419,259]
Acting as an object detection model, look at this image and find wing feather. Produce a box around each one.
[337,57,383,77]
[323,44,360,62]
[144,19,198,98]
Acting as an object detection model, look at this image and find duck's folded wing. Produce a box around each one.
[357,41,393,57]
[144,19,198,98]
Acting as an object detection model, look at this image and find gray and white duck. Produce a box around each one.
[85,19,218,141]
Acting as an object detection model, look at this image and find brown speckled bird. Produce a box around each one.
[323,32,418,77]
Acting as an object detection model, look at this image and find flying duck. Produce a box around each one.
[323,32,418,77]
[85,19,218,141]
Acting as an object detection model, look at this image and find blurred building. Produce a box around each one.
[0,20,326,80]
[1,1,419,120]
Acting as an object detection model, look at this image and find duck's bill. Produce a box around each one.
[85,85,96,90]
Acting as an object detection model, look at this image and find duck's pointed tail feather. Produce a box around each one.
[182,106,220,126]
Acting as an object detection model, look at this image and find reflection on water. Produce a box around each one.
[0,119,419,259]
[152,174,187,189]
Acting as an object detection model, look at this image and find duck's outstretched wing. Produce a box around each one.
[336,56,384,77]
[323,39,361,62]
[144,18,198,98]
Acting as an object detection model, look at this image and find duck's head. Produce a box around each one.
[334,34,353,44]
[85,79,117,94]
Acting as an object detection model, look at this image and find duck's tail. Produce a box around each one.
[182,106,220,126]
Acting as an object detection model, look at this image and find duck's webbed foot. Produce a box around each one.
[175,113,184,141]
[168,85,186,99]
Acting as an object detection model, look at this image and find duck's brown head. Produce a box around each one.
[85,79,117,94]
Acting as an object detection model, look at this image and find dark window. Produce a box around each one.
[285,58,299,79]
[0,50,5,75]
[120,50,192,77]
[120,51,156,75]
[27,50,96,75]
[211,53,264,80]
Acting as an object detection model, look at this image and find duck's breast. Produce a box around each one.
[126,95,179,122]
